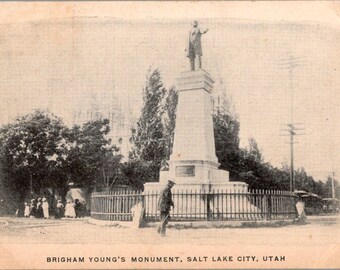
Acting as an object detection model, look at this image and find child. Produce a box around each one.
[55,200,64,219]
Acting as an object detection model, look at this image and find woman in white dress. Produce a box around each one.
[42,197,49,219]
[64,200,71,217]
[24,202,30,217]
[65,200,76,218]
[69,200,76,218]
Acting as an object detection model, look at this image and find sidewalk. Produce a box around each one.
[88,217,296,229]
[88,214,339,229]
[306,214,339,223]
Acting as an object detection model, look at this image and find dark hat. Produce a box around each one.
[168,180,176,186]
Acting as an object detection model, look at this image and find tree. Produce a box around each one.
[0,111,68,203]
[247,137,263,162]
[0,111,121,206]
[120,160,155,190]
[130,68,167,182]
[213,112,241,180]
[64,119,116,192]
[96,146,122,191]
[237,138,278,190]
[163,86,178,160]
[322,176,339,198]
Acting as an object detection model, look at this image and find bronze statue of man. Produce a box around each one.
[187,20,209,71]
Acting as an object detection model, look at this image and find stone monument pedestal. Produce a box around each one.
[144,69,258,218]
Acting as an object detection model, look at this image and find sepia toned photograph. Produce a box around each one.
[0,2,339,269]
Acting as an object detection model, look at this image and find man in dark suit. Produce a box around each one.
[187,20,209,70]
[157,180,175,236]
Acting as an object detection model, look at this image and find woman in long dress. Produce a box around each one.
[69,200,76,218]
[42,197,49,219]
[64,200,71,217]
[24,202,30,218]
[65,200,76,218]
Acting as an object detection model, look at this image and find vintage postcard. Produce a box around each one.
[0,1,339,269]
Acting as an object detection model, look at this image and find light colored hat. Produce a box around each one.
[42,197,47,202]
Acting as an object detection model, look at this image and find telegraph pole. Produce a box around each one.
[331,171,336,200]
[280,123,305,192]
[278,55,307,192]
[326,171,337,213]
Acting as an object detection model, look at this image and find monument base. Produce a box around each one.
[142,68,262,220]
[159,160,229,186]
[144,181,248,193]
[144,181,262,220]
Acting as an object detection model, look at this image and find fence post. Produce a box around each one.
[206,190,212,221]
[266,190,272,220]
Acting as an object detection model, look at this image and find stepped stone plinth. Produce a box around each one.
[144,69,248,193]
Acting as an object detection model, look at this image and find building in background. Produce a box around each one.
[72,86,135,161]
[211,77,236,118]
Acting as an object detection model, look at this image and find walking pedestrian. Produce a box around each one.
[157,180,175,237]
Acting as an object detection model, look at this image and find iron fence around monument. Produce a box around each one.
[91,189,297,222]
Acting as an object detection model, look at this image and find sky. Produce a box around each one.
[0,2,339,182]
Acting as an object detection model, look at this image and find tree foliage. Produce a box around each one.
[65,119,115,190]
[128,68,328,194]
[130,68,168,182]
[0,111,121,202]
[213,112,241,180]
[163,86,178,160]
[0,111,68,200]
[212,110,325,193]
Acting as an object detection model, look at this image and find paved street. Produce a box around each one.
[0,216,339,246]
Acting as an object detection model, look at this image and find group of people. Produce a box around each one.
[23,198,86,219]
[55,199,87,219]
[24,197,50,219]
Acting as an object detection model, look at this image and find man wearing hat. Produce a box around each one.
[157,180,175,236]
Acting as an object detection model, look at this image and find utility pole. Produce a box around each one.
[278,55,307,192]
[331,171,336,200]
[327,171,337,213]
[280,123,305,192]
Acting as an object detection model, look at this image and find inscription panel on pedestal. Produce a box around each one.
[175,165,195,177]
